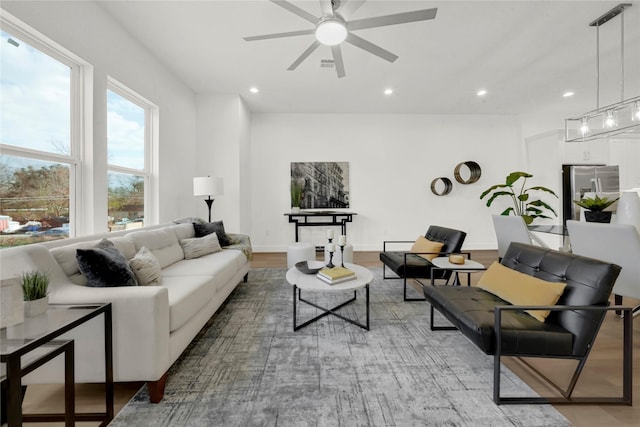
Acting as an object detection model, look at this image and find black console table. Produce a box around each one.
[284,211,357,242]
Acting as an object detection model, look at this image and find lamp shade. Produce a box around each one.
[193,177,224,197]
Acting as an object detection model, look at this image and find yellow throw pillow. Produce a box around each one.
[477,262,567,322]
[410,236,444,261]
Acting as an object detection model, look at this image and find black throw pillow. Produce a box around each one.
[193,221,231,247]
[76,239,138,287]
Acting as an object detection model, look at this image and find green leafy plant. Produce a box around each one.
[573,195,619,212]
[290,181,303,208]
[20,270,50,301]
[480,171,558,224]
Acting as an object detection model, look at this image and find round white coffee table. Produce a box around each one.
[430,256,486,286]
[286,262,373,331]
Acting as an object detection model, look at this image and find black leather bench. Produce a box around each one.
[379,225,466,300]
[423,242,632,405]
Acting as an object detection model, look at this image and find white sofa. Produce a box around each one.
[0,222,251,402]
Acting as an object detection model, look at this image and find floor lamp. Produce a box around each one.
[193,176,224,223]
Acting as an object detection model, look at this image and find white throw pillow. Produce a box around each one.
[179,233,222,260]
[129,246,162,286]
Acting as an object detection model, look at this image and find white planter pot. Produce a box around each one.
[24,295,49,317]
[291,207,301,213]
[616,190,640,233]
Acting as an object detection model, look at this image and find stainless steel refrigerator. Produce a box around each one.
[562,165,620,225]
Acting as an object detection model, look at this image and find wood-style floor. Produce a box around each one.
[20,251,639,426]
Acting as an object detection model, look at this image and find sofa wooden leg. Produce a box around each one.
[147,372,168,403]
[243,273,248,283]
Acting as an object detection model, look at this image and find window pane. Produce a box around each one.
[107,90,145,170]
[108,172,144,231]
[0,155,70,247]
[0,31,71,155]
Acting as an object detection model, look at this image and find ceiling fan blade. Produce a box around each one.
[347,8,437,31]
[339,0,367,19]
[331,45,346,78]
[319,0,334,17]
[244,29,315,42]
[345,33,398,62]
[288,40,321,71]
[271,0,319,25]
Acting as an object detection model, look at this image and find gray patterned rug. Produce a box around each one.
[109,268,569,427]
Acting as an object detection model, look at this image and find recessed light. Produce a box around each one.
[249,87,259,94]
[477,89,487,96]
[384,88,393,95]
[563,91,575,98]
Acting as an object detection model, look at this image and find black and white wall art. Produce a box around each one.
[291,162,350,210]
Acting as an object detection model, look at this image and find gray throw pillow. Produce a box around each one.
[193,221,231,246]
[179,232,222,259]
[76,239,138,287]
[129,246,162,286]
[173,216,207,225]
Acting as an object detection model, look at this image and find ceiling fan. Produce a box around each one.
[243,0,438,78]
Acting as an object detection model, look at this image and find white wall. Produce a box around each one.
[2,1,198,232]
[195,93,252,234]
[250,113,523,251]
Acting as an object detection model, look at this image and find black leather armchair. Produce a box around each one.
[379,225,467,301]
[424,242,631,405]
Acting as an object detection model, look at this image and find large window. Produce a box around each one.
[0,21,81,247]
[107,81,153,231]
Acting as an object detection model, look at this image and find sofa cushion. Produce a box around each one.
[194,221,231,246]
[76,239,138,287]
[162,249,245,288]
[129,246,162,286]
[172,222,195,241]
[128,227,184,269]
[478,262,567,322]
[379,251,449,280]
[423,285,574,356]
[179,233,222,259]
[161,275,217,332]
[410,236,444,261]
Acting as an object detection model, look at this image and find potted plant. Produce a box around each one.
[21,270,50,317]
[480,171,558,225]
[573,195,619,223]
[290,181,303,213]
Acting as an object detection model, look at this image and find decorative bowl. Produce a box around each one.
[295,260,325,274]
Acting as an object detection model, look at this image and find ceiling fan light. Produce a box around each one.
[315,19,347,46]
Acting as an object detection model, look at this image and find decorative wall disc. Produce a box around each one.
[430,177,453,196]
[453,161,482,184]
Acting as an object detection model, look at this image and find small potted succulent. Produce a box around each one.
[573,195,619,223]
[21,270,50,317]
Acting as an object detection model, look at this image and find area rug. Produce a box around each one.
[110,268,569,427]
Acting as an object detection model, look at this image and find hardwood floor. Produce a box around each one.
[20,250,638,426]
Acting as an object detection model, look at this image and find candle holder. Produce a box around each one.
[339,244,346,268]
[326,251,335,268]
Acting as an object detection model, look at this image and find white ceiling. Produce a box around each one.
[98,0,640,115]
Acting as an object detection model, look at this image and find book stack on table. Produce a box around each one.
[316,266,356,285]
